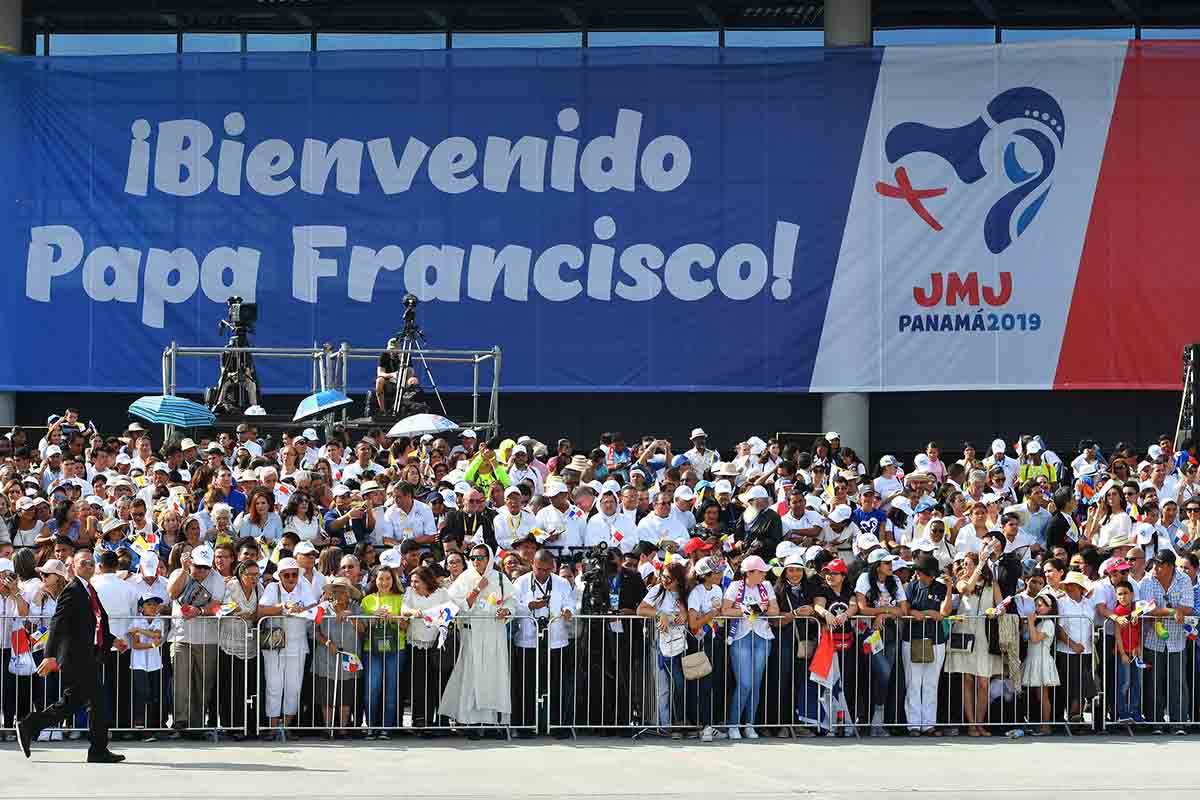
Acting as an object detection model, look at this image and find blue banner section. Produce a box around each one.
[0,47,880,393]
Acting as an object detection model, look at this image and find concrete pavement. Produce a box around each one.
[3,736,1197,799]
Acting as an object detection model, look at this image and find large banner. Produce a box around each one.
[0,42,1188,393]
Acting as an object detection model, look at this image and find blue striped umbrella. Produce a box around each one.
[293,390,353,422]
[128,395,216,429]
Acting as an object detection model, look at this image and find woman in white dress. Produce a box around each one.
[440,543,516,734]
[941,550,1002,737]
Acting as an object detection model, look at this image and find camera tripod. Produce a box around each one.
[386,308,448,418]
[207,322,260,414]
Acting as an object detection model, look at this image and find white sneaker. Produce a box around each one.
[36,730,51,742]
[701,726,715,743]
[728,726,742,740]
[50,730,63,742]
[744,726,760,739]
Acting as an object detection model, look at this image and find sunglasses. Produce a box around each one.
[470,555,489,562]
[1187,508,1200,514]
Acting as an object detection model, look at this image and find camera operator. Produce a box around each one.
[375,337,409,414]
[578,544,646,732]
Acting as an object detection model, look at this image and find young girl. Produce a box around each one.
[1021,591,1061,736]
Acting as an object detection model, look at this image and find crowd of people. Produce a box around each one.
[0,409,1199,744]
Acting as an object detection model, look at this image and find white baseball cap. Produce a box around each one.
[1026,440,1042,454]
[545,482,569,497]
[828,505,852,523]
[44,445,62,457]
[991,438,1007,454]
[190,545,214,567]
[276,557,300,573]
[504,485,522,498]
[825,431,841,440]
[301,428,319,441]
[714,479,733,496]
[461,429,477,439]
[294,541,318,556]
[139,552,160,577]
[674,485,696,502]
[37,559,70,579]
[868,549,896,564]
[511,444,527,456]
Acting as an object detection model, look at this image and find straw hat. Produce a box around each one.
[323,576,363,601]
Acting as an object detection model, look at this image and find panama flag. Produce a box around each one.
[339,651,363,674]
[292,603,328,624]
[809,630,852,733]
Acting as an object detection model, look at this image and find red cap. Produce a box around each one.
[822,559,849,575]
[683,537,713,556]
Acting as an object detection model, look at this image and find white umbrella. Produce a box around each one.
[386,413,460,439]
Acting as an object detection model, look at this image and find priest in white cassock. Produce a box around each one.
[440,543,517,730]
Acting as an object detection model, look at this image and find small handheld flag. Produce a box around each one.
[291,603,328,624]
[862,629,884,655]
[339,651,363,674]
[30,626,48,651]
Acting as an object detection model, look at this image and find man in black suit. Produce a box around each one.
[16,550,124,763]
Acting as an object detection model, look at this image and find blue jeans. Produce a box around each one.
[1116,656,1142,720]
[870,639,897,705]
[729,634,770,726]
[366,650,407,729]
[656,652,685,727]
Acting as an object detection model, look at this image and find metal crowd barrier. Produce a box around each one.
[255,612,538,739]
[0,615,250,740]
[8,608,1200,741]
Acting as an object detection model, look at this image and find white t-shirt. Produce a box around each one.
[1096,513,1133,549]
[129,617,165,671]
[873,475,904,506]
[854,572,908,608]
[644,585,688,657]
[489,508,537,550]
[723,580,776,642]
[687,583,724,641]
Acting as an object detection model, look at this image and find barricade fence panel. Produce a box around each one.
[0,615,250,739]
[8,610,1200,740]
[255,612,539,739]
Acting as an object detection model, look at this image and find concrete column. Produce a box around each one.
[824,0,872,47]
[0,0,19,54]
[822,1,871,461]
[822,392,870,464]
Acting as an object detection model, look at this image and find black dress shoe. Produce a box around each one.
[15,720,32,759]
[86,751,126,764]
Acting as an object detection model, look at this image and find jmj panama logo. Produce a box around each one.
[876,87,1065,255]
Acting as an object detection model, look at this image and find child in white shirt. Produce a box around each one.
[129,596,165,739]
